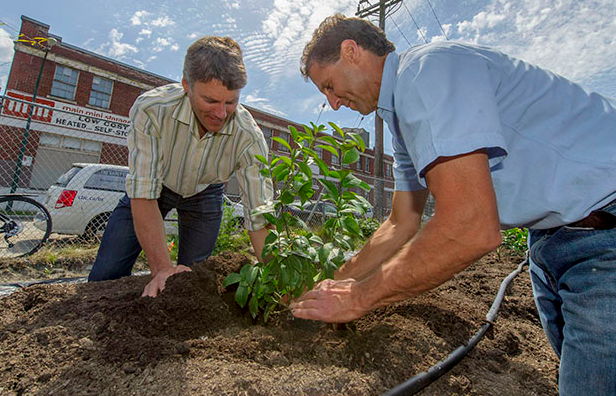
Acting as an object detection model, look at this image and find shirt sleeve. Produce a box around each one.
[235,128,274,231]
[391,126,425,191]
[395,50,508,188]
[125,99,164,199]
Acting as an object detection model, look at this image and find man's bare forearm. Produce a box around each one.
[335,217,419,281]
[131,198,173,276]
[248,226,272,262]
[335,190,429,282]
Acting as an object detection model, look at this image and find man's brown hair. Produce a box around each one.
[300,14,395,77]
[183,36,247,90]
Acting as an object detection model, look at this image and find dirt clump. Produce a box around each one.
[0,249,558,395]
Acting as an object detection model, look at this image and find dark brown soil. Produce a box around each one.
[0,249,559,396]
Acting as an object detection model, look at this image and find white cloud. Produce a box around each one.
[245,91,287,117]
[131,11,151,26]
[100,28,138,59]
[242,0,356,80]
[151,16,175,28]
[139,29,152,37]
[453,0,616,96]
[0,28,14,63]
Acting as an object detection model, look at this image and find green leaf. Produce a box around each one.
[342,174,362,188]
[272,136,292,152]
[248,294,259,319]
[316,144,339,157]
[280,190,295,204]
[329,122,345,138]
[272,162,289,179]
[262,212,277,225]
[222,273,241,288]
[328,170,341,179]
[342,147,360,164]
[254,154,270,166]
[235,285,249,307]
[318,135,340,147]
[347,132,366,152]
[319,179,339,200]
[314,157,330,176]
[298,162,313,179]
[240,264,259,286]
[289,125,299,142]
[342,216,361,236]
[264,230,278,246]
[318,244,332,264]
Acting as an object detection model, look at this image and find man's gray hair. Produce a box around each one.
[183,36,247,90]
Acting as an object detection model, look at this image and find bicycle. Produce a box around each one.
[0,194,52,259]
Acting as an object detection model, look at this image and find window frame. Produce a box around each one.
[88,75,114,109]
[51,65,79,101]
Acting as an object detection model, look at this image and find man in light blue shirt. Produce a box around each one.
[291,14,616,396]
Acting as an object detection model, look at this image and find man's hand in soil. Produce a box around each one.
[141,265,191,298]
[290,278,367,323]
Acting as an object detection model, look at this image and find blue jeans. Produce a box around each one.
[529,199,616,396]
[88,184,224,281]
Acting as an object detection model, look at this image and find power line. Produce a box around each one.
[402,1,428,43]
[425,0,449,40]
[389,15,412,47]
[356,116,365,128]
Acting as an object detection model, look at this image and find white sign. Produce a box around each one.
[2,90,131,139]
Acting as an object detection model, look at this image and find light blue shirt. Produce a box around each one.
[377,42,616,229]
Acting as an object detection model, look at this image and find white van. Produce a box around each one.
[38,163,245,237]
[38,163,128,237]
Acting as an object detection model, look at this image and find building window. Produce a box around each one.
[277,132,290,153]
[315,146,324,160]
[51,65,79,100]
[364,157,370,173]
[89,76,113,109]
[331,153,339,166]
[384,163,392,178]
[40,132,102,153]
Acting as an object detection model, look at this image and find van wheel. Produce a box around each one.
[83,212,111,240]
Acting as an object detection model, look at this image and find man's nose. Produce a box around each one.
[326,91,341,111]
[213,103,227,119]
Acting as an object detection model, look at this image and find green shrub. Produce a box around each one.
[223,122,372,321]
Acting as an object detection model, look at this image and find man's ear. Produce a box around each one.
[340,39,360,64]
[181,78,191,93]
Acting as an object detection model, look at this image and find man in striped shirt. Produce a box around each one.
[88,37,273,298]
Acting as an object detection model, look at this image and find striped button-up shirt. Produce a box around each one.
[125,83,273,231]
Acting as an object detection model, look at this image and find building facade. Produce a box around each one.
[0,15,394,214]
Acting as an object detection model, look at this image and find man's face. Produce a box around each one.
[308,58,377,116]
[182,78,240,133]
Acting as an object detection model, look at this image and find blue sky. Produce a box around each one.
[1,0,615,153]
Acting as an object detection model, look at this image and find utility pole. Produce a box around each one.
[356,0,401,221]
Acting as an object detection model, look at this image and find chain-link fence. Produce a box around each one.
[0,95,434,255]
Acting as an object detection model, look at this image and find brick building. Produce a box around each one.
[0,15,394,212]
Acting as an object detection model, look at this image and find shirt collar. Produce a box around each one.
[377,51,399,114]
[172,90,236,139]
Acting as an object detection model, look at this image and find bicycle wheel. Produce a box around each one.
[0,195,52,258]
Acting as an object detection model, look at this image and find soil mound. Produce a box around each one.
[0,250,558,395]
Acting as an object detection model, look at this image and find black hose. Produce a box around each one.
[381,253,530,396]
